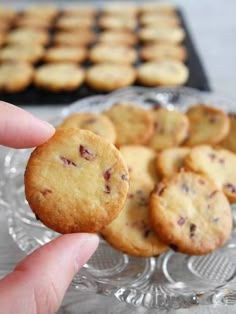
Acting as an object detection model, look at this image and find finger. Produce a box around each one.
[0,101,55,148]
[0,233,99,314]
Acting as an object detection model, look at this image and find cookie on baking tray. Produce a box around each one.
[6,28,49,46]
[14,16,52,29]
[43,46,87,64]
[220,114,236,153]
[139,2,177,15]
[0,32,6,46]
[0,5,17,21]
[140,43,187,62]
[62,5,97,18]
[0,44,44,64]
[34,63,84,92]
[56,16,94,30]
[139,27,185,44]
[156,147,190,178]
[88,44,137,65]
[150,171,232,255]
[25,128,129,234]
[140,13,180,27]
[104,103,154,146]
[137,60,189,86]
[85,63,136,92]
[0,62,33,92]
[147,107,189,151]
[53,31,96,46]
[185,104,230,146]
[58,112,117,144]
[22,5,58,21]
[101,2,138,17]
[99,16,137,31]
[101,181,168,257]
[98,31,138,46]
[185,145,236,203]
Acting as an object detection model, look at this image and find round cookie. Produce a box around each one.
[156,147,190,178]
[99,16,137,31]
[120,145,159,187]
[101,181,168,257]
[0,20,11,32]
[140,43,187,62]
[104,103,154,146]
[85,63,136,92]
[88,44,137,65]
[43,46,87,64]
[102,3,138,17]
[53,31,96,46]
[34,63,84,92]
[220,114,236,153]
[140,14,180,27]
[23,5,58,21]
[139,27,185,44]
[139,3,177,15]
[0,6,17,21]
[58,112,117,144]
[62,5,97,18]
[0,45,44,64]
[98,31,137,46]
[56,16,94,30]
[6,28,49,46]
[0,62,33,92]
[25,128,129,234]
[150,171,232,255]
[185,104,230,146]
[148,107,189,151]
[137,60,189,86]
[15,16,52,29]
[185,145,236,203]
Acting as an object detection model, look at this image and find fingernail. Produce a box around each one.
[75,234,99,271]
[36,119,55,136]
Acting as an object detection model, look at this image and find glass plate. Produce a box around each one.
[3,86,236,310]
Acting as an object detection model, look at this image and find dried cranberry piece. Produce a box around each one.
[84,118,97,124]
[104,185,111,194]
[104,168,112,181]
[60,156,77,167]
[79,145,96,160]
[190,223,196,238]
[224,183,236,193]
[177,216,185,226]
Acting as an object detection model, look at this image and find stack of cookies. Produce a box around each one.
[0,3,189,93]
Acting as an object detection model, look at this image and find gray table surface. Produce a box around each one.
[0,1,236,313]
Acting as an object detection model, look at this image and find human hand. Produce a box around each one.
[0,101,99,314]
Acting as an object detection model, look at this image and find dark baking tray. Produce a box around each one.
[0,8,211,106]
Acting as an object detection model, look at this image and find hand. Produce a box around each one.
[0,101,99,314]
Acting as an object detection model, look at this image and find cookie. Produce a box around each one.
[85,63,136,92]
[58,112,117,144]
[140,43,187,62]
[104,104,154,146]
[25,128,129,234]
[56,16,94,30]
[119,145,159,187]
[6,29,49,46]
[0,62,33,92]
[62,5,97,18]
[220,114,236,153]
[99,16,137,31]
[43,46,87,64]
[15,16,52,29]
[98,31,137,46]
[0,20,11,32]
[150,171,232,255]
[140,3,177,15]
[88,44,137,65]
[101,181,168,257]
[148,107,189,151]
[0,6,17,21]
[0,32,6,46]
[156,147,190,178]
[0,45,44,64]
[102,3,138,17]
[140,14,180,27]
[139,27,185,44]
[23,5,58,21]
[34,63,84,92]
[185,145,236,203]
[53,31,96,46]
[185,104,230,146]
[137,60,189,86]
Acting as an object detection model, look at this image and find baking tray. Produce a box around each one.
[0,8,211,106]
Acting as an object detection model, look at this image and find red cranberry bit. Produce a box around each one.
[177,216,186,226]
[104,168,112,181]
[104,185,111,194]
[219,158,225,164]
[224,183,236,193]
[41,189,52,197]
[79,145,96,160]
[84,118,97,124]
[190,223,196,238]
[60,156,77,167]
[121,173,128,181]
[128,193,134,199]
[208,190,218,199]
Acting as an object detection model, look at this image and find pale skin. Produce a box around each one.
[0,101,99,314]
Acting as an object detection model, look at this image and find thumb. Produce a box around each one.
[0,233,99,314]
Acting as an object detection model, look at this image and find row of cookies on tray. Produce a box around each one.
[55,103,236,257]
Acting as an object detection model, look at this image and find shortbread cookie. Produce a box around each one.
[53,31,96,46]
[0,45,44,64]
[137,60,189,86]
[140,3,177,15]
[6,29,49,46]
[99,16,137,31]
[150,171,232,255]
[101,181,168,257]
[185,104,230,146]
[25,128,129,234]
[86,64,136,91]
[120,145,159,187]
[43,46,87,64]
[23,5,58,20]
[156,147,190,178]
[102,3,138,17]
[62,5,97,17]
[58,112,116,144]
[185,145,236,203]
[139,27,185,44]
[220,114,236,153]
[140,43,187,62]
[15,16,51,29]
[34,63,84,92]
[140,14,180,27]
[148,107,189,151]
[98,31,137,46]
[88,44,137,65]
[104,104,154,146]
[56,16,94,30]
